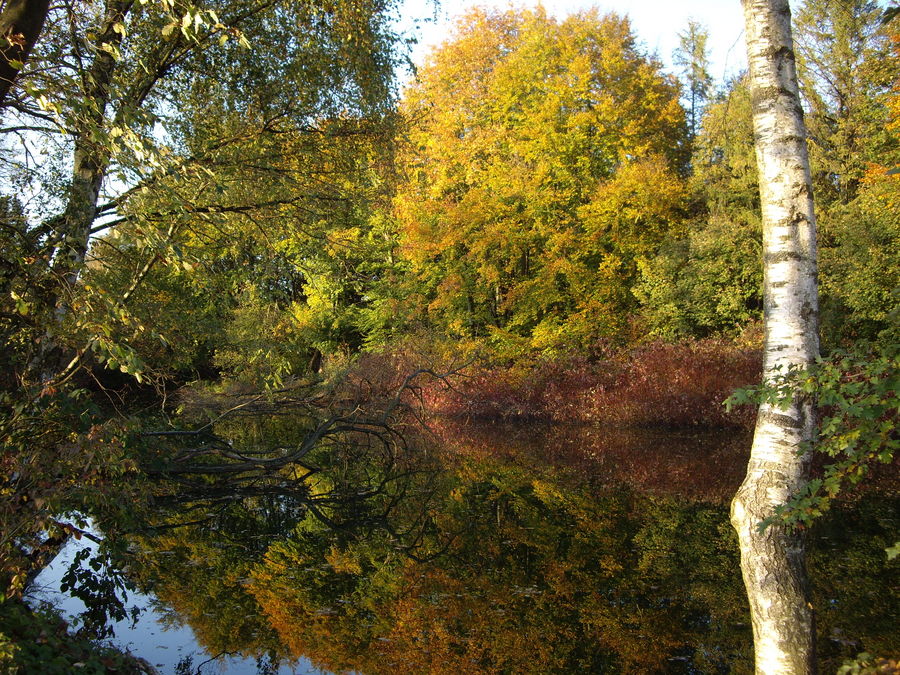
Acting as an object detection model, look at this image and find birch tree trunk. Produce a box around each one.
[731,1,820,673]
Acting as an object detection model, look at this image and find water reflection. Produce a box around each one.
[124,412,897,674]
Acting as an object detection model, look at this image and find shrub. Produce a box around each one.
[0,600,151,674]
[399,338,761,429]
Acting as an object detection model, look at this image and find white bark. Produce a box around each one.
[731,1,819,673]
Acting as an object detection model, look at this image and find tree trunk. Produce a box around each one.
[26,0,133,382]
[0,0,51,106]
[731,1,820,673]
[52,0,134,285]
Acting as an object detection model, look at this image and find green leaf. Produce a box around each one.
[887,542,900,560]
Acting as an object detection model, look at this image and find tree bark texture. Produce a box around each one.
[732,1,820,673]
[53,0,134,287]
[0,0,51,106]
[28,0,133,382]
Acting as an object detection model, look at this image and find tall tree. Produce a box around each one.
[0,0,405,384]
[0,0,408,596]
[395,8,688,352]
[793,0,897,204]
[673,19,713,142]
[731,1,820,672]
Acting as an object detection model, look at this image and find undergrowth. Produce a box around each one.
[0,600,152,674]
[350,338,761,429]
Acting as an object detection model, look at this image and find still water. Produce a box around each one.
[32,413,899,674]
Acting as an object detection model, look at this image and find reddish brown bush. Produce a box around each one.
[594,340,761,428]
[414,339,760,429]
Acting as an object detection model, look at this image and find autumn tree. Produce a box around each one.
[393,7,688,354]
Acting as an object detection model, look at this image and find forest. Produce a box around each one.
[0,0,897,672]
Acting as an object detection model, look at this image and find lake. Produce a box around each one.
[31,411,899,674]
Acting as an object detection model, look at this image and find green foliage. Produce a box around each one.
[691,74,759,214]
[727,343,899,529]
[1,0,412,386]
[635,211,762,339]
[0,600,150,674]
[0,388,149,598]
[819,168,900,344]
[635,75,764,340]
[794,0,899,205]
[86,110,401,387]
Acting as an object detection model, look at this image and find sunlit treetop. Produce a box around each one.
[393,7,688,349]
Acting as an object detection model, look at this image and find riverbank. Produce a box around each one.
[343,337,761,430]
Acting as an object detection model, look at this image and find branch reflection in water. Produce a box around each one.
[37,373,897,674]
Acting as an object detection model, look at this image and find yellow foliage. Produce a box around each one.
[394,7,689,350]
[325,546,363,575]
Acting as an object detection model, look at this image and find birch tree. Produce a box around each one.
[731,0,820,672]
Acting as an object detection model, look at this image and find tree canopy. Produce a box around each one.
[393,8,688,353]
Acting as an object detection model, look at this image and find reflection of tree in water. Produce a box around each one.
[126,387,450,666]
[247,455,757,674]
[128,406,899,674]
[423,419,754,503]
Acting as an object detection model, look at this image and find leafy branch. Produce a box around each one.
[726,343,898,533]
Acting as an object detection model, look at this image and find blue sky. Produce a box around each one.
[398,1,747,85]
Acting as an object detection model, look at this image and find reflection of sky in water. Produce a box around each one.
[29,529,326,675]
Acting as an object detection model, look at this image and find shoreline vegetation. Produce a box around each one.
[0,600,154,674]
[417,338,761,429]
[304,333,763,430]
[3,334,896,673]
[1,0,897,671]
[195,331,764,431]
